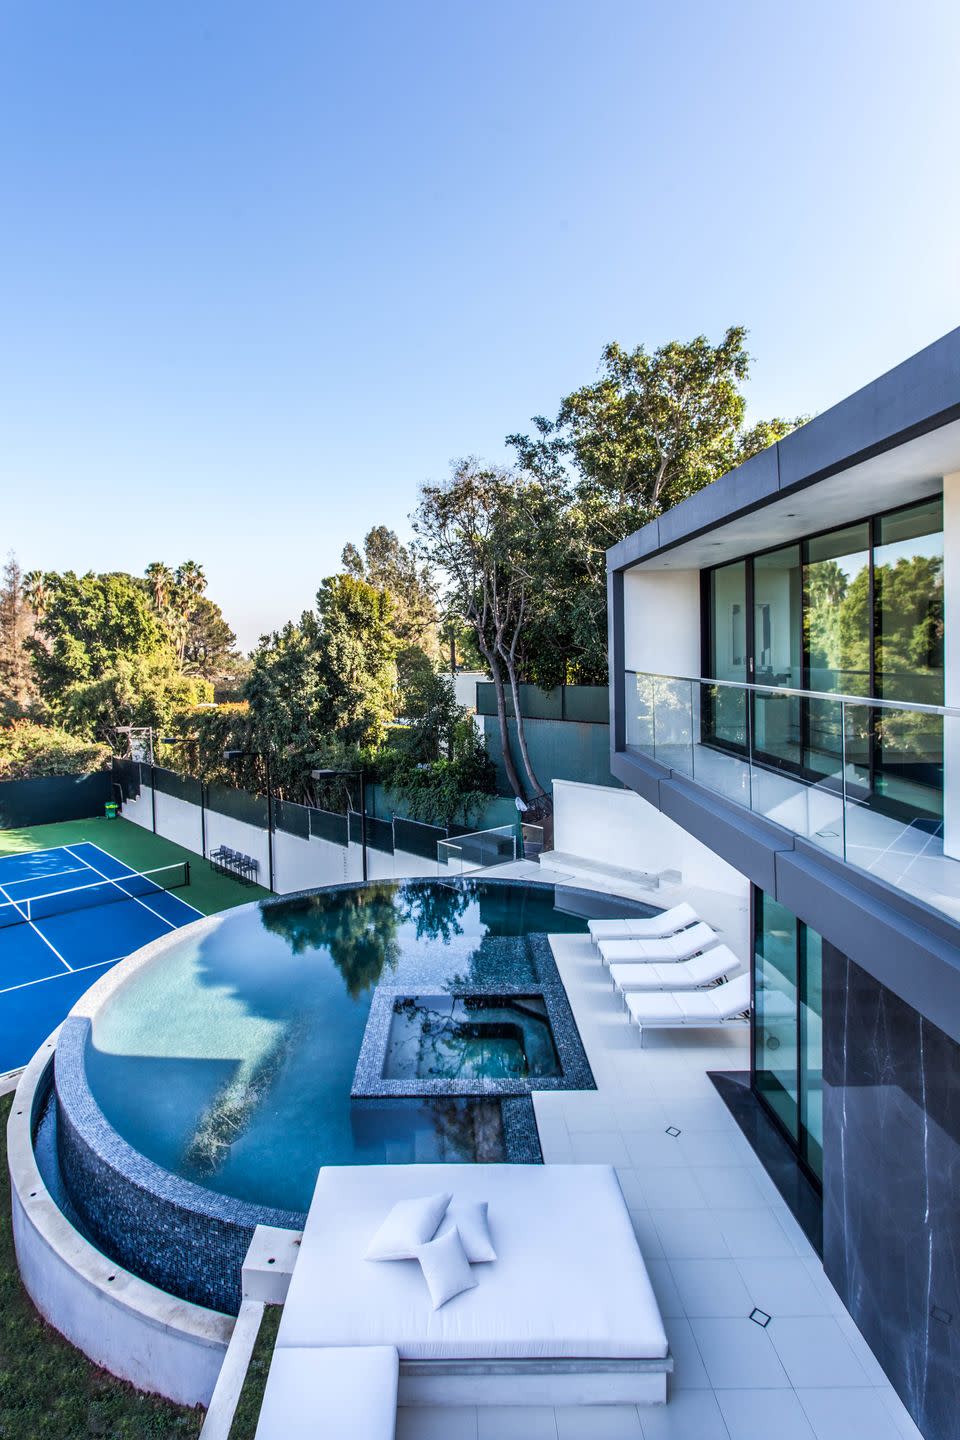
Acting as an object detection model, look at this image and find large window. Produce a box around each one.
[703,495,944,820]
[752,889,823,1182]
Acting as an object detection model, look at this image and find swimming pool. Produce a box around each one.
[48,877,656,1311]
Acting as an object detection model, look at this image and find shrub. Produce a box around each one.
[0,720,111,780]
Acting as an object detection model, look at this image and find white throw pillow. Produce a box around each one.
[437,1201,497,1262]
[416,1226,478,1310]
[365,1192,452,1261]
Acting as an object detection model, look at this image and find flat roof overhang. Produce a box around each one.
[607,325,960,575]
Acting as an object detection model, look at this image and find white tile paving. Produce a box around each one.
[400,928,923,1440]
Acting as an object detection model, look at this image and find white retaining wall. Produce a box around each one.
[123,784,436,893]
[553,779,750,959]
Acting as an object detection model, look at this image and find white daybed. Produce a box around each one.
[598,921,717,965]
[625,973,751,1044]
[588,902,700,943]
[275,1163,671,1407]
[609,944,739,993]
[255,1345,398,1439]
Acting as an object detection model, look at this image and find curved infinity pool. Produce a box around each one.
[45,878,655,1311]
[84,879,653,1212]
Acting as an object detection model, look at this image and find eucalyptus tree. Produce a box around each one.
[413,459,555,813]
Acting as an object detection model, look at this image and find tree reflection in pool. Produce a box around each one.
[82,879,648,1214]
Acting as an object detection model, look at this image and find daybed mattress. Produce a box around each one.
[276,1163,668,1361]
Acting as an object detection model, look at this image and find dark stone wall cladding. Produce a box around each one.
[55,1017,303,1317]
[823,945,960,1440]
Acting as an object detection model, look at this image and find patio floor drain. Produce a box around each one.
[749,1308,771,1327]
[665,1126,681,1137]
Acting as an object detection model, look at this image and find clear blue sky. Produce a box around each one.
[2,0,958,650]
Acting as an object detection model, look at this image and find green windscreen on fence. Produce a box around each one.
[393,816,447,860]
[310,807,348,847]
[152,767,203,806]
[274,797,310,839]
[206,781,269,829]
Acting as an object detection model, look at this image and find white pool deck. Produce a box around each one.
[397,887,922,1440]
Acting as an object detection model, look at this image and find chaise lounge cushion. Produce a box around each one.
[626,973,751,1026]
[277,1164,668,1361]
[588,902,699,942]
[598,921,717,965]
[610,946,739,993]
[254,1345,398,1439]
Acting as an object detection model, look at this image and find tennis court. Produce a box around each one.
[0,840,203,1074]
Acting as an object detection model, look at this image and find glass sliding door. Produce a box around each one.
[752,544,803,769]
[799,926,823,1180]
[700,494,945,824]
[705,560,748,749]
[753,891,799,1141]
[752,887,825,1184]
[803,524,871,789]
[874,498,944,821]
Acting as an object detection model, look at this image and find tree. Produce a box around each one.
[378,667,496,827]
[181,595,244,685]
[22,570,50,622]
[0,553,38,717]
[243,574,398,801]
[414,459,554,811]
[28,571,170,706]
[144,561,175,612]
[61,655,213,741]
[143,560,242,684]
[342,526,440,660]
[506,329,806,682]
[24,569,210,741]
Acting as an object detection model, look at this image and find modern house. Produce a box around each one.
[604,326,960,1439]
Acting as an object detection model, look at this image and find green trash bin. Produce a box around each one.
[105,801,119,819]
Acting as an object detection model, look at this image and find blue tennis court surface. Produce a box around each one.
[0,841,203,1073]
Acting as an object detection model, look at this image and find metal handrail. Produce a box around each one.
[625,669,957,719]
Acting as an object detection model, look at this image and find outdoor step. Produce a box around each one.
[538,851,681,893]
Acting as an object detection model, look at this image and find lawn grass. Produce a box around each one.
[0,817,270,916]
[0,1092,205,1439]
[227,1306,281,1440]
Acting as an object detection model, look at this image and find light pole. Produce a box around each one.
[225,748,274,892]
[311,767,367,882]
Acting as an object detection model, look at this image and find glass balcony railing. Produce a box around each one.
[624,669,960,922]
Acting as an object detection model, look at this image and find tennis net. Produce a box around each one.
[0,860,191,928]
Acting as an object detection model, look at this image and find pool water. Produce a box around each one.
[83,880,637,1214]
[384,995,561,1081]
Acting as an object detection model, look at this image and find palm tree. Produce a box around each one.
[22,570,49,622]
[176,561,207,607]
[172,562,207,669]
[145,561,175,613]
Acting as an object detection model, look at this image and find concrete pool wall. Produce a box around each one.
[53,914,305,1315]
[8,1027,233,1407]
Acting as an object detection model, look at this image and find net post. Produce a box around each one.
[184,860,191,888]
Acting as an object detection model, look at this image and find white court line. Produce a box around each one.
[82,840,205,920]
[0,956,115,998]
[0,864,89,890]
[62,845,181,932]
[0,881,72,973]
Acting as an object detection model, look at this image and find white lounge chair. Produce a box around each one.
[598,921,717,965]
[625,973,751,1044]
[588,902,700,944]
[609,945,739,993]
